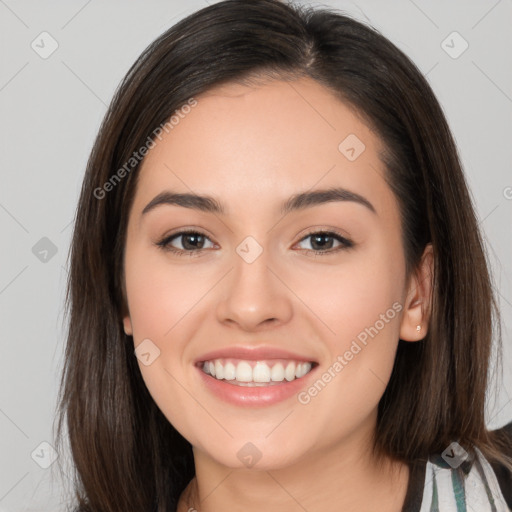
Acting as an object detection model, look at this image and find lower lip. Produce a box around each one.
[196,364,318,407]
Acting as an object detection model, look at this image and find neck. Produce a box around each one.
[178,423,410,512]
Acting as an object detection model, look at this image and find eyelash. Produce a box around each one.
[155,229,354,257]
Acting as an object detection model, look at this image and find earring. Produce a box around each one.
[416,325,421,332]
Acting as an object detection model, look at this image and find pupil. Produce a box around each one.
[183,233,204,250]
[311,234,333,250]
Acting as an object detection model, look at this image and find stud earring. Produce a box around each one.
[416,325,421,332]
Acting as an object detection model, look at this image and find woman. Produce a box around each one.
[55,0,512,510]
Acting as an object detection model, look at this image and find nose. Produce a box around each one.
[215,241,293,332]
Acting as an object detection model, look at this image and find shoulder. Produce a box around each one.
[488,421,512,508]
[423,421,512,511]
[403,421,512,512]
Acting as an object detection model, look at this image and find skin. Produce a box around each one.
[122,76,433,512]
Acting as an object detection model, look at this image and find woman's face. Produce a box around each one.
[122,76,424,469]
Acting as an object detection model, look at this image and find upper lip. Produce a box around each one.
[195,346,318,365]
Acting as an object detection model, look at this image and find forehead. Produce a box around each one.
[133,77,394,220]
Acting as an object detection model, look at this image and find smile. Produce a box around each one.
[200,358,315,385]
[196,358,319,406]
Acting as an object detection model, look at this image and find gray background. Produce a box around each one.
[0,0,511,509]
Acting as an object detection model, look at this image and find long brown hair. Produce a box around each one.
[54,0,511,510]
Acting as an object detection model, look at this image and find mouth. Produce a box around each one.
[194,357,319,406]
[196,358,319,387]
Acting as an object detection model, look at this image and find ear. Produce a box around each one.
[120,277,133,336]
[399,243,434,342]
[123,315,133,336]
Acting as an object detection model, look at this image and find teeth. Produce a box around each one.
[236,361,253,382]
[285,361,296,381]
[271,363,284,382]
[201,359,313,384]
[214,360,224,380]
[253,361,271,383]
[224,362,236,380]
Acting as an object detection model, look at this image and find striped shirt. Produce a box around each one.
[402,421,512,511]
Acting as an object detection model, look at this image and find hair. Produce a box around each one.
[54,0,511,510]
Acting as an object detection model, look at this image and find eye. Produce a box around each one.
[295,230,353,255]
[156,229,354,257]
[156,230,215,256]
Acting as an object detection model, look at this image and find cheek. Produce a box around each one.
[123,246,197,386]
[294,246,404,347]
[123,246,207,433]
[294,242,405,394]
[124,245,209,339]
[290,250,404,436]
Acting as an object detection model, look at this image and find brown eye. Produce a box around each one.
[296,231,353,254]
[156,230,215,255]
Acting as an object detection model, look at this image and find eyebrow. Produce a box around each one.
[141,187,376,217]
